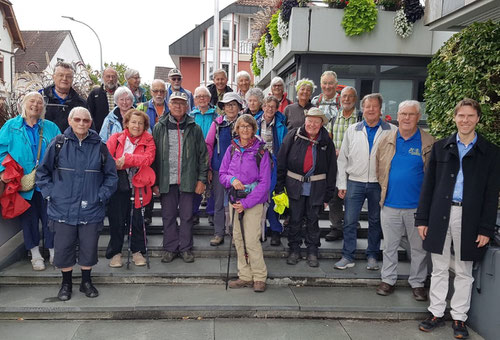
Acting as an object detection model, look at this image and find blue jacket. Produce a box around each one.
[0,115,60,200]
[99,107,123,142]
[166,86,194,113]
[189,106,217,138]
[206,115,238,171]
[36,127,118,226]
[137,99,167,132]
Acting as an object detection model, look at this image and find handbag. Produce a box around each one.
[20,123,43,192]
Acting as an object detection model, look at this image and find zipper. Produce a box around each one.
[177,121,181,184]
[58,167,75,171]
[85,169,100,173]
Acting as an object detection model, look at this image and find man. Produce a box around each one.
[166,69,194,113]
[152,92,208,264]
[124,68,146,105]
[416,98,499,339]
[207,69,232,115]
[325,86,359,242]
[41,61,87,132]
[335,93,397,270]
[87,67,119,132]
[270,76,292,114]
[375,100,435,301]
[137,79,168,132]
[311,70,340,122]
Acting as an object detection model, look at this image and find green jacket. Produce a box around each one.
[152,113,208,194]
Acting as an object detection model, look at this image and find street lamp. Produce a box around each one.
[61,16,103,72]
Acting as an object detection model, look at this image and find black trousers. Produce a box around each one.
[287,195,321,255]
[105,190,145,258]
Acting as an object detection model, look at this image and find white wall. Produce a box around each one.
[46,35,84,72]
[0,14,15,92]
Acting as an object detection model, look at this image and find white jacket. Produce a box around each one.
[337,120,396,190]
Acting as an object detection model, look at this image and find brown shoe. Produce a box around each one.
[253,281,266,293]
[376,282,395,296]
[228,279,253,289]
[210,235,224,246]
[413,287,428,301]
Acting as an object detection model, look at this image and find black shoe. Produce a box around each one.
[57,283,72,301]
[307,254,319,267]
[144,217,152,226]
[270,231,281,246]
[287,252,300,265]
[452,320,469,339]
[180,251,195,263]
[208,215,214,226]
[324,228,343,242]
[419,315,445,332]
[161,251,176,263]
[192,216,200,226]
[79,281,99,298]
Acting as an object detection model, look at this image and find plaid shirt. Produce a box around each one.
[328,109,358,150]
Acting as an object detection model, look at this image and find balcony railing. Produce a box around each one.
[239,40,253,55]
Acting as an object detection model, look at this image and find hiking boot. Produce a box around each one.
[228,279,253,289]
[31,257,45,271]
[412,287,428,301]
[286,252,300,265]
[109,254,123,268]
[57,283,72,301]
[133,252,147,266]
[452,320,469,339]
[144,217,152,226]
[376,282,395,296]
[161,251,176,263]
[180,251,195,263]
[270,231,281,246]
[324,229,343,242]
[253,281,266,293]
[79,281,99,298]
[419,315,445,332]
[210,235,224,246]
[366,257,380,270]
[334,257,355,270]
[307,254,319,267]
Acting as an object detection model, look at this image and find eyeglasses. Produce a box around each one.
[239,125,253,131]
[72,117,91,124]
[195,95,210,99]
[224,102,239,108]
[170,77,182,81]
[170,101,186,107]
[152,90,166,94]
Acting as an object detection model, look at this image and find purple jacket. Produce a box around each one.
[219,137,271,210]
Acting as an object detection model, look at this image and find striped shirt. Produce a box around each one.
[328,109,358,151]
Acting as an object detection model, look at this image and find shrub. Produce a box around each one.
[341,0,378,36]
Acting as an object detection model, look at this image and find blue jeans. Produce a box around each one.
[342,180,382,261]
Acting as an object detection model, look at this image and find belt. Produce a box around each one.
[451,201,463,207]
[287,170,326,183]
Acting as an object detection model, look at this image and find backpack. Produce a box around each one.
[54,134,108,171]
[229,142,269,170]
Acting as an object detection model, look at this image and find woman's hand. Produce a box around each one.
[231,178,245,190]
[115,156,126,170]
[232,201,245,214]
[0,172,11,183]
[152,186,160,196]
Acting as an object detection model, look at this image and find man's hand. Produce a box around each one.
[207,170,213,184]
[476,234,490,248]
[232,201,244,214]
[338,189,346,199]
[417,226,428,240]
[152,186,160,196]
[231,178,245,190]
[335,149,340,157]
[195,181,206,195]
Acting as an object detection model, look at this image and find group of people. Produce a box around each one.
[0,62,498,339]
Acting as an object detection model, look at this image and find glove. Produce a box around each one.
[272,190,289,215]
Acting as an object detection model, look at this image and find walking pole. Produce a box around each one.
[127,186,134,269]
[238,211,248,265]
[225,206,236,290]
[139,188,150,269]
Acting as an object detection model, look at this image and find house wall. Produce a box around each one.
[180,57,201,94]
[47,35,84,72]
[0,13,15,92]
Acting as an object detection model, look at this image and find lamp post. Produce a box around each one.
[62,16,103,72]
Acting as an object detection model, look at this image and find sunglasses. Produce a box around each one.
[170,77,182,81]
[73,117,91,124]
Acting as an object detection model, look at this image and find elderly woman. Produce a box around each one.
[36,107,117,301]
[124,68,147,105]
[0,92,60,270]
[283,78,316,130]
[255,96,288,246]
[244,88,264,117]
[270,76,292,113]
[100,86,135,142]
[205,92,242,246]
[236,71,251,110]
[219,114,271,293]
[276,108,337,268]
[311,71,340,122]
[105,109,156,268]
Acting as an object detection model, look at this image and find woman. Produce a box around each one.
[283,78,316,130]
[244,88,264,117]
[255,96,288,246]
[36,107,118,301]
[236,71,251,110]
[105,109,156,268]
[0,92,60,271]
[311,70,340,122]
[205,92,242,246]
[100,86,134,142]
[270,76,292,113]
[276,108,337,268]
[124,68,147,105]
[219,114,271,293]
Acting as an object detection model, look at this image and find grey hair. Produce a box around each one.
[151,79,166,87]
[236,70,251,83]
[234,114,258,136]
[54,61,74,73]
[68,106,92,121]
[398,100,421,114]
[263,95,279,108]
[124,68,140,80]
[114,86,134,104]
[341,86,357,98]
[361,93,383,108]
[20,92,45,119]
[213,68,227,79]
[320,70,338,82]
[270,76,285,87]
[245,87,264,104]
[194,86,210,97]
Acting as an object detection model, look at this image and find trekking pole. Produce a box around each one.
[239,211,248,265]
[127,187,134,269]
[225,205,236,290]
[139,188,150,269]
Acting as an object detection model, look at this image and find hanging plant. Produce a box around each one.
[404,0,424,23]
[251,48,261,76]
[394,8,413,38]
[323,0,349,9]
[265,34,274,57]
[258,34,268,58]
[268,11,282,46]
[375,0,402,11]
[277,13,289,39]
[256,50,265,70]
[280,0,299,23]
[341,0,378,36]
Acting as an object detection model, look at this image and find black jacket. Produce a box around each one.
[42,85,87,133]
[207,83,233,107]
[415,133,500,261]
[88,84,113,133]
[276,126,337,205]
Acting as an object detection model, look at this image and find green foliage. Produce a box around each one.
[341,0,378,36]
[425,21,500,145]
[268,11,281,46]
[251,48,261,76]
[258,34,268,58]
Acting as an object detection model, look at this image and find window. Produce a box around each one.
[202,30,206,48]
[379,80,413,119]
[209,62,214,81]
[232,64,236,83]
[222,22,230,48]
[201,63,205,82]
[0,54,4,82]
[209,26,214,48]
[222,63,229,79]
[233,23,237,48]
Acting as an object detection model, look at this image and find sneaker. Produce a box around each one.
[366,257,380,270]
[31,257,45,271]
[376,282,395,296]
[132,252,147,266]
[79,281,99,298]
[286,252,300,265]
[419,315,445,332]
[452,320,469,339]
[270,231,281,246]
[412,287,428,301]
[334,257,355,270]
[253,281,266,293]
[324,229,343,242]
[228,279,253,289]
[210,235,224,246]
[161,251,176,263]
[180,251,195,263]
[307,254,319,267]
[109,254,123,268]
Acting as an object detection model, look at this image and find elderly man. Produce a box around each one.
[166,69,194,113]
[87,67,119,132]
[335,93,397,270]
[152,92,208,264]
[124,68,146,105]
[270,76,292,113]
[375,100,435,301]
[207,69,233,115]
[41,61,87,132]
[137,79,168,132]
[416,99,499,339]
[311,71,340,122]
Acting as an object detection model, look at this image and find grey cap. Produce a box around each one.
[217,92,243,110]
[169,91,188,102]
[305,107,328,126]
[168,68,182,78]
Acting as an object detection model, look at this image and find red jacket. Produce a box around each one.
[0,154,30,218]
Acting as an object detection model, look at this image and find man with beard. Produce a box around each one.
[165,69,194,113]
[87,67,119,132]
